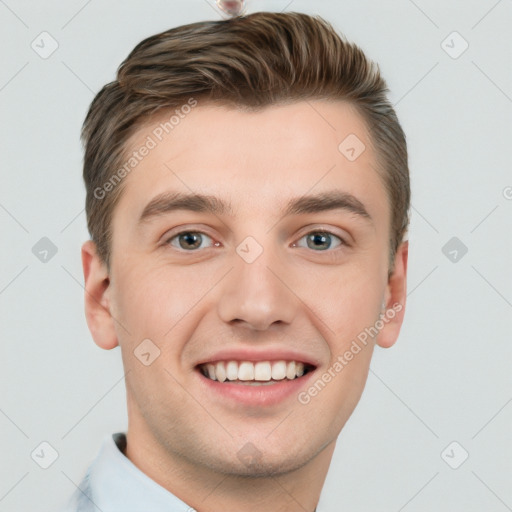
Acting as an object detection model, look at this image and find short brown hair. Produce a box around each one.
[82,11,410,271]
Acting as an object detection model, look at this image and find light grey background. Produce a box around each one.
[1,0,511,510]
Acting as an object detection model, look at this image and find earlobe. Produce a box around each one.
[81,240,119,350]
[376,241,408,349]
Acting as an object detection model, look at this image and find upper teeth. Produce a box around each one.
[200,360,306,382]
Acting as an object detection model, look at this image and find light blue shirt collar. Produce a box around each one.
[63,432,192,512]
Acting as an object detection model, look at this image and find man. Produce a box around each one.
[63,10,410,512]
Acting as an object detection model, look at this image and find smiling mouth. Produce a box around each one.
[197,360,315,385]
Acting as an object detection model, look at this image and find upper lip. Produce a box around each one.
[194,347,320,368]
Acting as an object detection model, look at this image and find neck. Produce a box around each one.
[125,419,335,512]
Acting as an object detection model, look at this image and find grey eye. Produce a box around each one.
[296,232,343,251]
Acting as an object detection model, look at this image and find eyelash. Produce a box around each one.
[164,229,348,253]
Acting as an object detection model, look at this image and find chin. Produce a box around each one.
[193,438,324,478]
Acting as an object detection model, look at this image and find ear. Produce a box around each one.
[376,240,408,349]
[81,240,119,350]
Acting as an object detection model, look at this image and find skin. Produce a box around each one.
[82,100,408,512]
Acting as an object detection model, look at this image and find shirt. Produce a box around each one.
[60,432,193,512]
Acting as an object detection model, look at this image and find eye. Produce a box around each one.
[165,229,345,253]
[293,231,345,251]
[166,231,216,251]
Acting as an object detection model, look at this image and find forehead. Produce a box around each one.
[113,100,387,226]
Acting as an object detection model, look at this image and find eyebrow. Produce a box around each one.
[137,190,372,225]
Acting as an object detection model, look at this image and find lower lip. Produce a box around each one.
[196,369,316,407]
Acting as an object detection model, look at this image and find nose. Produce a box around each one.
[216,243,298,331]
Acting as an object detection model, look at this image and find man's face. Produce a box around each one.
[90,100,406,476]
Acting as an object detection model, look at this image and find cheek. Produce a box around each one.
[110,263,180,339]
[297,337,374,441]
[111,262,218,348]
[311,266,384,418]
[303,262,386,346]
